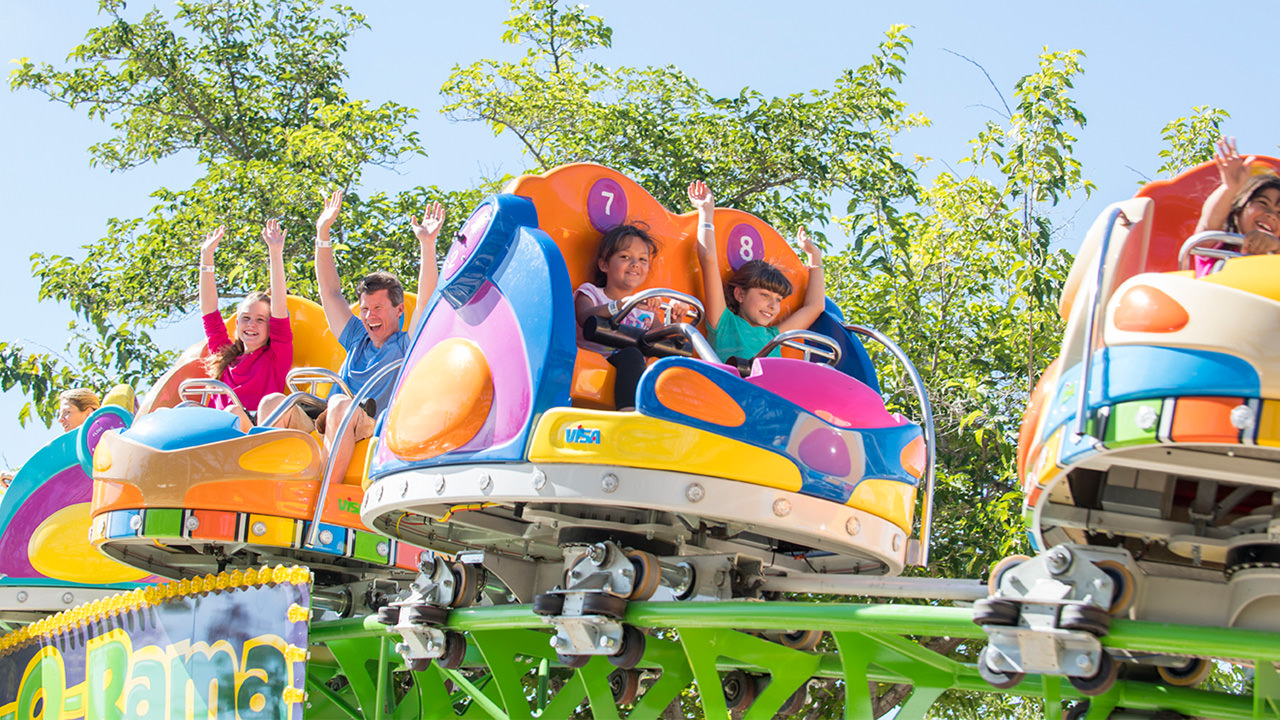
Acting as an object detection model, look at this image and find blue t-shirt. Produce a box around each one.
[708,310,781,362]
[338,315,410,414]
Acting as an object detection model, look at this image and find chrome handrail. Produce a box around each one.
[844,324,935,568]
[613,288,706,328]
[756,329,843,366]
[258,367,352,429]
[1177,231,1244,271]
[641,323,720,362]
[177,378,248,419]
[1075,208,1127,442]
[305,359,404,549]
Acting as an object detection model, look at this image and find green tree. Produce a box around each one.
[3,0,470,425]
[1156,105,1230,178]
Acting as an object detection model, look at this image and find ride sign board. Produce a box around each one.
[0,566,309,720]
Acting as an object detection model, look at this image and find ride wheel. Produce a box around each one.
[558,652,590,669]
[449,562,482,608]
[376,605,399,626]
[977,645,1024,690]
[438,630,467,670]
[972,598,1021,627]
[1058,603,1111,637]
[777,629,824,652]
[1069,652,1119,696]
[988,554,1030,594]
[532,593,565,616]
[1094,559,1136,616]
[608,668,642,704]
[778,684,808,715]
[609,625,646,669]
[583,592,629,620]
[406,657,432,672]
[1157,657,1211,687]
[722,670,760,712]
[625,549,661,601]
[406,604,450,626]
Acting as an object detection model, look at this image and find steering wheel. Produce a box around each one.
[612,288,705,329]
[1178,231,1244,271]
[177,378,248,417]
[754,329,843,366]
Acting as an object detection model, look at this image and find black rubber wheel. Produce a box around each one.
[777,683,808,715]
[1062,701,1089,720]
[973,598,1021,627]
[1058,603,1111,637]
[626,550,661,601]
[557,651,590,669]
[778,629,824,652]
[532,593,565,616]
[406,657,431,672]
[987,554,1030,594]
[583,592,629,620]
[449,562,483,608]
[1095,559,1135,616]
[1069,651,1119,697]
[1157,657,1211,687]
[608,668,641,705]
[609,625,646,669]
[376,605,399,626]
[977,645,1024,690]
[722,669,759,712]
[406,604,450,627]
[437,631,467,670]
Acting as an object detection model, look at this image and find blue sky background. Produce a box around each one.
[2,1,1277,468]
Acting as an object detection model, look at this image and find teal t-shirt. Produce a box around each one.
[708,310,780,362]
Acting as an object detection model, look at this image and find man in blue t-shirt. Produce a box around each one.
[313,190,444,486]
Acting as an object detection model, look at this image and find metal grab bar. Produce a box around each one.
[1075,208,1127,442]
[612,288,706,328]
[258,367,352,429]
[305,359,404,549]
[177,378,248,418]
[844,324,935,568]
[756,329,843,366]
[1177,231,1244,271]
[640,323,719,362]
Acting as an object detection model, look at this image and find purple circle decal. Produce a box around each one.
[797,427,852,477]
[727,224,764,271]
[442,203,494,280]
[587,178,628,232]
[86,413,127,454]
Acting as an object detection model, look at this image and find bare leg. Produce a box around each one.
[258,392,314,431]
[230,406,253,432]
[321,395,374,487]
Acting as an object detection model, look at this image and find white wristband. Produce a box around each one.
[607,300,619,315]
[699,222,714,230]
[316,239,332,248]
[199,264,215,273]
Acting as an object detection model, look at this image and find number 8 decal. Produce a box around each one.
[588,178,628,232]
[727,223,763,271]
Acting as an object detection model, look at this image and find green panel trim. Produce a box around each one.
[142,508,183,537]
[352,531,391,563]
[1103,399,1162,448]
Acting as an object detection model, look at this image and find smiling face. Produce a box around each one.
[235,299,272,353]
[1239,187,1280,236]
[597,234,652,296]
[57,399,92,432]
[359,288,404,347]
[734,286,784,327]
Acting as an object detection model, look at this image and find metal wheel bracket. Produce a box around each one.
[562,542,637,597]
[982,625,1105,678]
[392,624,449,667]
[993,545,1135,612]
[547,614,626,657]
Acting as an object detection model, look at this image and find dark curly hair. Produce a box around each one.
[1227,174,1280,233]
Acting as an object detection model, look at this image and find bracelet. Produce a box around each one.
[316,239,332,248]
[607,300,619,315]
[199,264,215,273]
[699,222,715,230]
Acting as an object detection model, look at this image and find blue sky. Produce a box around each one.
[2,1,1276,468]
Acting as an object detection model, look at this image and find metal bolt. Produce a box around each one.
[601,473,619,493]
[15,592,27,603]
[549,635,564,649]
[251,521,268,537]
[1076,654,1093,672]
[1134,405,1159,431]
[376,542,390,557]
[892,535,901,552]
[130,515,143,530]
[185,516,201,531]
[686,483,705,503]
[479,472,492,492]
[1046,547,1073,575]
[846,517,861,536]
[319,529,334,545]
[600,635,616,649]
[772,498,792,517]
[532,470,547,491]
[1230,404,1254,431]
[433,475,446,494]
[62,592,74,604]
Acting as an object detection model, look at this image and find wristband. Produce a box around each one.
[316,239,332,248]
[699,222,714,230]
[199,264,215,273]
[607,300,619,315]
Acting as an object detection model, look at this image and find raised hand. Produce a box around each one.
[316,190,344,234]
[687,180,715,213]
[262,219,287,252]
[1243,228,1280,256]
[797,227,821,265]
[410,202,446,244]
[200,226,226,261]
[1214,137,1256,193]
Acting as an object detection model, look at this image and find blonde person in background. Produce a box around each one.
[57,388,101,432]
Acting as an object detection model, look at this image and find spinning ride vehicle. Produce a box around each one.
[88,295,430,617]
[978,157,1280,694]
[357,164,936,668]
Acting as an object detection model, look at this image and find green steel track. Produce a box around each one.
[303,601,1280,720]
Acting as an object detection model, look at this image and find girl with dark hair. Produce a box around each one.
[1194,138,1280,275]
[690,180,827,362]
[198,222,292,429]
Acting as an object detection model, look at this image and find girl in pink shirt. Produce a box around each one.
[198,221,292,429]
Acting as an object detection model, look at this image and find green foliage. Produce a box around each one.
[1157,106,1230,178]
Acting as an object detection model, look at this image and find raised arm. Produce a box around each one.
[198,226,226,317]
[689,181,726,329]
[778,228,827,332]
[314,190,355,334]
[262,219,288,319]
[408,202,445,329]
[1196,137,1255,232]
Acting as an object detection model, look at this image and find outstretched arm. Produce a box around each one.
[689,181,726,329]
[314,190,355,334]
[408,202,445,329]
[198,226,225,317]
[1197,137,1255,232]
[778,228,827,332]
[262,219,288,319]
